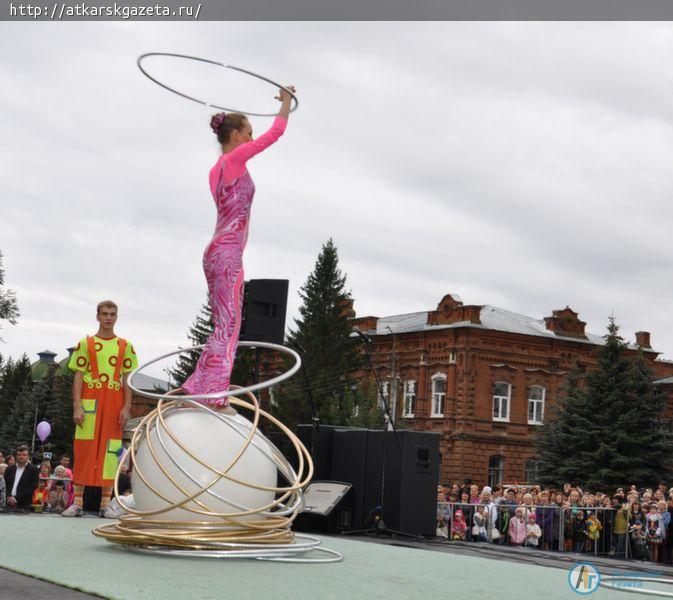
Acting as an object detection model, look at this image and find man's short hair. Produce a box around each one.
[97,300,118,314]
[15,444,28,453]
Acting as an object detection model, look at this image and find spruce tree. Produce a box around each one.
[168,300,214,387]
[0,251,19,341]
[168,298,257,391]
[535,318,673,491]
[535,364,588,487]
[273,239,363,429]
[48,369,76,458]
[0,355,33,448]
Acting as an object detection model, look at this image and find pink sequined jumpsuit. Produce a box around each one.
[182,116,287,406]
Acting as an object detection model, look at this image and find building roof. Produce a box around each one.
[132,373,170,392]
[369,305,647,351]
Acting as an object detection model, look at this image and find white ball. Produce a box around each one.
[131,409,277,523]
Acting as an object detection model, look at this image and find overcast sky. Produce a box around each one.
[1,22,672,380]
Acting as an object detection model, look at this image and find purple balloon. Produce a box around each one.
[36,421,51,443]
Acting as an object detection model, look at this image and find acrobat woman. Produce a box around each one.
[177,85,295,407]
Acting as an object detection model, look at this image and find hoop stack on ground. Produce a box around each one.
[93,343,342,562]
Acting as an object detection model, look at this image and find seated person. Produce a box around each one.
[4,445,40,511]
[48,480,70,514]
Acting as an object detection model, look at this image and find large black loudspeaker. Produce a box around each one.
[239,279,288,345]
[296,424,341,481]
[365,430,440,537]
[331,429,369,531]
[299,426,440,537]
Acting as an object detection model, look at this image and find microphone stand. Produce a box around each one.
[345,329,419,539]
[294,341,320,462]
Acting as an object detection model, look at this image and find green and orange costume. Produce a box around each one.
[68,336,138,487]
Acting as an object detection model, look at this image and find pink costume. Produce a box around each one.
[182,116,288,406]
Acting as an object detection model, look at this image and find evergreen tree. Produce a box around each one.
[168,300,213,387]
[0,250,19,341]
[0,355,33,448]
[535,364,588,486]
[273,239,363,429]
[168,298,257,392]
[47,369,76,458]
[1,378,34,450]
[535,318,673,491]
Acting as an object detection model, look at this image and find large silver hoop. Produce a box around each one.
[127,341,301,401]
[137,52,299,117]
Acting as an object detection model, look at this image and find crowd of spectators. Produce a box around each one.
[0,445,75,513]
[0,445,132,516]
[437,480,673,563]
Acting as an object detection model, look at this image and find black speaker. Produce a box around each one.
[331,429,369,530]
[378,430,440,537]
[298,426,440,536]
[239,279,288,345]
[296,424,341,480]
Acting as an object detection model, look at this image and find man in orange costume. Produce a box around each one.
[63,300,138,516]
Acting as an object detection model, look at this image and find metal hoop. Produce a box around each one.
[137,52,299,117]
[127,340,301,401]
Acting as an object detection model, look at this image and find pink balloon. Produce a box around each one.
[36,421,51,443]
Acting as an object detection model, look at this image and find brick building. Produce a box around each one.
[349,293,673,488]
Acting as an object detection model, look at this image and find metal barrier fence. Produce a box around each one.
[435,502,668,561]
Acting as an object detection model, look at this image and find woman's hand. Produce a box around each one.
[276,85,296,120]
[276,85,296,103]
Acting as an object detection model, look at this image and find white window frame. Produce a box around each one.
[492,381,511,422]
[378,381,389,412]
[449,350,457,364]
[527,385,545,425]
[402,380,416,418]
[431,373,446,418]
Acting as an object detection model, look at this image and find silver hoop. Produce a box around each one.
[137,52,299,117]
[127,341,301,401]
[125,534,343,562]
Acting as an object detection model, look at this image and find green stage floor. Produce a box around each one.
[0,514,654,600]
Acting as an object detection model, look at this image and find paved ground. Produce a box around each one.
[0,568,101,599]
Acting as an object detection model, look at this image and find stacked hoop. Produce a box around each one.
[93,342,342,562]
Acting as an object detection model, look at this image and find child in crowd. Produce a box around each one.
[31,478,49,512]
[572,510,587,553]
[472,505,489,542]
[48,480,70,514]
[525,512,541,548]
[586,511,602,551]
[509,507,526,546]
[451,508,467,540]
[647,504,664,562]
[631,519,649,560]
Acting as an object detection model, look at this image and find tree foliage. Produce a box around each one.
[535,318,673,491]
[0,250,19,341]
[273,239,383,430]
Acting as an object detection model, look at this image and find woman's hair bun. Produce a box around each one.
[210,112,227,134]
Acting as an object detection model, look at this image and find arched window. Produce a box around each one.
[402,380,416,418]
[431,373,446,417]
[527,385,545,425]
[492,382,511,422]
[488,455,504,487]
